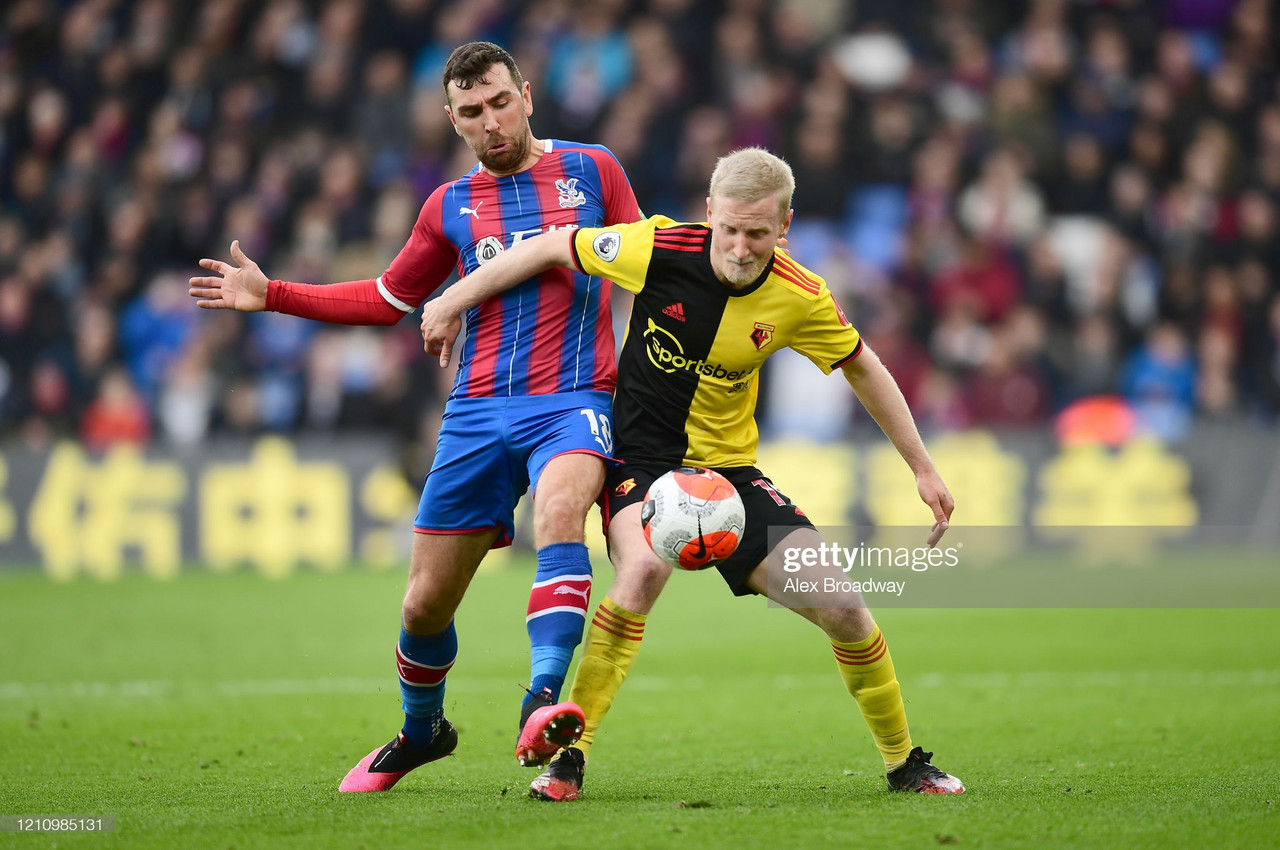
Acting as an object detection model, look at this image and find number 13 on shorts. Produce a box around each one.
[580,408,613,455]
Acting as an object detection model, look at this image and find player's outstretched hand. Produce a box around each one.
[420,299,463,367]
[916,469,955,548]
[189,240,269,312]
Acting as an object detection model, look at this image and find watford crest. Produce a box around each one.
[750,322,775,351]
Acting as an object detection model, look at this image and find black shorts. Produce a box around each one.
[603,462,814,597]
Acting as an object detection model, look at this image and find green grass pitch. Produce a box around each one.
[1,563,1277,849]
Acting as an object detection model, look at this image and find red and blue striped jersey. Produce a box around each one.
[376,140,641,400]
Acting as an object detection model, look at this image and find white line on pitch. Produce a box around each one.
[1,669,1278,701]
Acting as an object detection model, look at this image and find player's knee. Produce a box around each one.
[401,597,453,635]
[815,607,872,643]
[532,490,589,545]
[610,554,671,612]
[631,559,670,593]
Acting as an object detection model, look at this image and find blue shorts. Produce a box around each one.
[414,391,614,548]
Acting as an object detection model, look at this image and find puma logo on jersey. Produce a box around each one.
[662,302,686,322]
[459,201,483,218]
[553,585,590,601]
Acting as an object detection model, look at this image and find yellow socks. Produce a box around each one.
[566,597,646,757]
[566,604,911,770]
[831,625,913,770]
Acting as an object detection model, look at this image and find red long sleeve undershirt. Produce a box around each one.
[264,278,407,325]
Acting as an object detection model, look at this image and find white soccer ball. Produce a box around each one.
[640,467,746,571]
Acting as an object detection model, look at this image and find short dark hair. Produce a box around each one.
[442,42,523,100]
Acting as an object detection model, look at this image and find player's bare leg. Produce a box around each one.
[530,452,606,548]
[516,452,606,766]
[339,529,498,792]
[402,528,500,634]
[602,503,675,615]
[531,503,671,800]
[747,528,964,794]
[752,528,875,642]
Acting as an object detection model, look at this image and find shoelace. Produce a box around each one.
[520,683,554,704]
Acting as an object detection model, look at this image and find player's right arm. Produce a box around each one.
[189,187,458,325]
[420,218,660,366]
[419,228,576,364]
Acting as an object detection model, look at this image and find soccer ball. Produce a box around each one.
[640,467,745,571]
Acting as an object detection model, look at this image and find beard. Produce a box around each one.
[716,256,769,288]
[474,127,531,175]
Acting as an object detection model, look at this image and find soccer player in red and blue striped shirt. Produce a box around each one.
[190,42,641,791]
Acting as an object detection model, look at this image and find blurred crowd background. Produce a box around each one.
[3,0,1280,478]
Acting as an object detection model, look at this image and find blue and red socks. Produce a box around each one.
[524,542,592,707]
[396,622,456,747]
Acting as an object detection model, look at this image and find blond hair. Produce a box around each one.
[707,147,795,221]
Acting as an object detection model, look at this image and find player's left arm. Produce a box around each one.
[419,229,575,365]
[790,284,954,545]
[841,347,954,546]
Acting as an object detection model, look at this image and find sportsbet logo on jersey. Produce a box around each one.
[644,319,755,381]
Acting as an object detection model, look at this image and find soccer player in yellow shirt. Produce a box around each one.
[421,148,964,800]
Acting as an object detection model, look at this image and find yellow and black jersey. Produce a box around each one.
[571,215,862,467]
